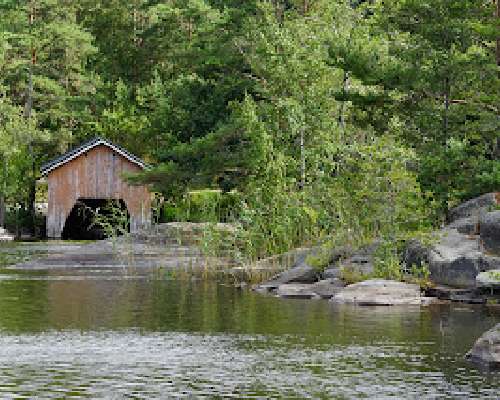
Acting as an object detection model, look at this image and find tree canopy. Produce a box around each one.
[0,0,498,257]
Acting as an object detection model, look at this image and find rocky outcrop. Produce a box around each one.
[465,324,500,368]
[480,211,500,255]
[340,254,374,276]
[330,279,422,306]
[427,229,485,287]
[447,217,478,235]
[448,192,499,222]
[322,267,341,279]
[321,241,379,281]
[426,229,500,288]
[404,193,500,288]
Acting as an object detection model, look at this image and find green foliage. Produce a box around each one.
[89,200,130,240]
[0,0,498,254]
[161,190,240,223]
[339,266,370,285]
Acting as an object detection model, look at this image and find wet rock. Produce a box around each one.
[425,285,474,300]
[330,279,422,306]
[476,270,500,289]
[425,285,487,304]
[465,323,500,368]
[479,211,500,255]
[448,293,487,304]
[277,284,315,299]
[448,192,499,223]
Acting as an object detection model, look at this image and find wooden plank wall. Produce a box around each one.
[46,145,151,238]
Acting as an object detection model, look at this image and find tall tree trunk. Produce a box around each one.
[299,127,305,190]
[338,70,350,133]
[0,157,7,228]
[24,1,36,236]
[272,0,284,23]
[303,0,309,15]
[496,0,500,67]
[0,196,5,228]
[443,76,450,138]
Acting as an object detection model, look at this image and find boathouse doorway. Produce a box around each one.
[61,198,130,240]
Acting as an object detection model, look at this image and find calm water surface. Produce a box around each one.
[0,244,499,398]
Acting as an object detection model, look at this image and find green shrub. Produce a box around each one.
[160,189,241,223]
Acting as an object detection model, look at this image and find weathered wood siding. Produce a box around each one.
[46,145,151,238]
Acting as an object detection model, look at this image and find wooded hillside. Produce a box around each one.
[0,1,498,258]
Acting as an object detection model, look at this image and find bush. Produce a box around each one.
[160,190,241,223]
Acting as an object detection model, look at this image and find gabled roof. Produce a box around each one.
[40,137,148,176]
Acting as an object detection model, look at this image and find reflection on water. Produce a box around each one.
[0,254,498,398]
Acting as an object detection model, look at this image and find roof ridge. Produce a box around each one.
[40,136,148,176]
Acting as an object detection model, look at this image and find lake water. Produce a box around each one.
[0,243,499,398]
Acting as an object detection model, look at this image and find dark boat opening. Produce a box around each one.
[61,198,130,240]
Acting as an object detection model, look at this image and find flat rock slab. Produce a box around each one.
[466,323,500,368]
[10,235,227,271]
[275,279,345,299]
[311,279,345,299]
[276,284,316,299]
[331,279,422,306]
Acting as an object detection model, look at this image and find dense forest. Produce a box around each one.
[0,1,499,262]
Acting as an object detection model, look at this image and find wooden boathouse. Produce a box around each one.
[41,137,151,239]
